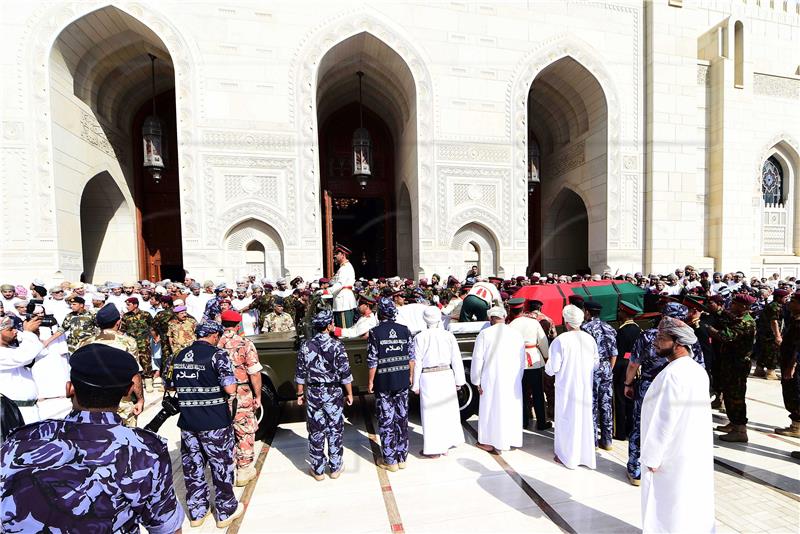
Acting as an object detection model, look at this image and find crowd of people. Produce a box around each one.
[1,247,799,533]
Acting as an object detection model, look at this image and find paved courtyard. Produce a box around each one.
[141,375,800,533]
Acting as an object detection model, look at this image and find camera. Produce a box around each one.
[143,393,180,433]
[24,300,58,328]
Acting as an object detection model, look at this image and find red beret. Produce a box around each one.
[732,294,756,306]
[221,310,242,323]
[318,278,330,284]
[708,295,725,305]
[125,297,139,305]
[773,289,790,299]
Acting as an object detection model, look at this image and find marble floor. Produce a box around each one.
[140,373,800,533]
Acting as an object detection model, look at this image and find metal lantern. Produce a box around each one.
[527,137,540,195]
[142,54,165,184]
[352,71,372,189]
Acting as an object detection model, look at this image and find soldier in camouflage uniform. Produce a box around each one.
[248,285,275,325]
[707,293,758,442]
[120,297,155,391]
[755,289,788,379]
[218,310,263,486]
[295,309,354,480]
[164,305,197,382]
[624,303,705,485]
[581,301,618,449]
[79,304,144,427]
[59,296,96,353]
[264,297,295,333]
[0,344,184,532]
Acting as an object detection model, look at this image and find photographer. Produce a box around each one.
[27,303,71,419]
[0,314,45,423]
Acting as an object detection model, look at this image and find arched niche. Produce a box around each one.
[451,223,499,277]
[224,219,285,281]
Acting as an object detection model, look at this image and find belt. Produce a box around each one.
[422,365,451,373]
[308,382,341,387]
[524,343,539,349]
[12,399,38,407]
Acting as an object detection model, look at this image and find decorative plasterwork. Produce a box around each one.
[22,1,201,242]
[438,166,511,247]
[545,141,586,178]
[753,73,800,99]
[290,9,436,243]
[753,134,800,195]
[202,130,295,153]
[218,204,289,252]
[79,111,127,161]
[203,154,297,248]
[697,64,710,86]
[437,142,511,164]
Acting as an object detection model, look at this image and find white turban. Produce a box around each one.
[657,316,698,347]
[423,306,442,326]
[562,304,584,328]
[487,306,507,319]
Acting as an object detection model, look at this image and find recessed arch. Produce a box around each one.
[224,219,286,281]
[451,222,499,277]
[755,138,800,256]
[542,187,590,275]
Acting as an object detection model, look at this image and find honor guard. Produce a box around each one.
[329,244,357,328]
[295,309,354,480]
[367,298,415,471]
[507,297,550,430]
[613,301,642,440]
[581,301,618,450]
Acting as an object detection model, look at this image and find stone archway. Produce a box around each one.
[224,219,285,281]
[543,188,589,275]
[451,223,499,277]
[80,171,137,283]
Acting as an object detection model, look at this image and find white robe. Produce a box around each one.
[396,302,428,335]
[641,356,715,534]
[0,331,44,423]
[413,326,467,454]
[545,330,598,469]
[470,323,525,450]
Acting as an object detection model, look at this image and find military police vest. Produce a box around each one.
[173,340,230,431]
[372,321,412,393]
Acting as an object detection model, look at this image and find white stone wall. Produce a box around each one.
[0,0,798,284]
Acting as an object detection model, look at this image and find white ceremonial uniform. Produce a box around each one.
[413,326,466,455]
[337,314,378,339]
[329,261,357,313]
[396,302,429,335]
[640,356,715,534]
[442,296,463,322]
[470,323,525,450]
[508,316,549,369]
[545,330,598,469]
[467,282,502,307]
[0,331,44,423]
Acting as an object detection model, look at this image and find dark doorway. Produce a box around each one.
[319,102,396,278]
[132,89,183,281]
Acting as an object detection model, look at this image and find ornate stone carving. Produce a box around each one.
[22,1,202,241]
[753,73,800,99]
[453,183,496,209]
[290,10,436,244]
[202,130,295,152]
[545,141,586,177]
[79,111,127,160]
[1,122,24,141]
[216,201,290,251]
[223,174,279,203]
[697,64,709,86]
[437,142,511,163]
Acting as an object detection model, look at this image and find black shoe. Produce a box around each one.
[536,422,553,431]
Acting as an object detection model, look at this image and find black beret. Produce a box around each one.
[584,301,603,312]
[273,297,285,307]
[70,344,139,388]
[70,296,85,304]
[95,303,120,326]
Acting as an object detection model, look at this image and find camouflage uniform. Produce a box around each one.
[217,329,262,469]
[203,297,223,323]
[120,308,154,378]
[152,308,174,363]
[581,317,618,446]
[251,294,275,321]
[264,311,296,333]
[717,312,757,425]
[295,331,353,476]
[756,300,783,371]
[61,310,97,353]
[283,294,298,322]
[80,329,141,427]
[164,316,197,381]
[0,410,184,532]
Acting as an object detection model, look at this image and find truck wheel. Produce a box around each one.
[459,367,479,421]
[255,379,281,441]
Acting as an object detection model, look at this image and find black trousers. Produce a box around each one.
[522,368,547,428]
[612,359,634,440]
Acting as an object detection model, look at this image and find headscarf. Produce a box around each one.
[562,304,584,328]
[312,309,333,330]
[487,306,507,319]
[378,297,397,320]
[657,316,698,346]
[661,302,689,320]
[422,306,442,327]
[195,321,224,338]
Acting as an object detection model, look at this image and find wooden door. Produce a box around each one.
[322,190,334,277]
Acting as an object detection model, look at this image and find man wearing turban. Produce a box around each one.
[544,305,598,469]
[640,316,714,534]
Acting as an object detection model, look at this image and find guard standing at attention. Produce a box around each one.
[328,244,357,328]
[367,297,415,471]
[295,309,354,480]
[613,301,642,440]
[581,301,618,450]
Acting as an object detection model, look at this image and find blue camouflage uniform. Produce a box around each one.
[203,295,224,323]
[0,410,184,533]
[368,298,415,467]
[295,323,353,476]
[626,303,705,481]
[171,322,239,523]
[581,316,618,446]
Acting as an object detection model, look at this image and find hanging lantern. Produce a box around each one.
[352,71,372,189]
[142,54,165,184]
[527,137,540,195]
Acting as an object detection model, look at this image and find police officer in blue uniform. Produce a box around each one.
[171,321,243,528]
[581,301,618,450]
[0,343,184,533]
[295,309,354,480]
[623,302,705,486]
[367,298,415,471]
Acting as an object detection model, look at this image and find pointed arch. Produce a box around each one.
[224,219,286,281]
[754,136,800,255]
[451,222,500,276]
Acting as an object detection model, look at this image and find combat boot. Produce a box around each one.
[719,424,748,442]
[236,465,257,487]
[144,378,154,393]
[753,366,766,378]
[216,503,244,528]
[715,422,734,432]
[775,421,800,437]
[765,369,779,380]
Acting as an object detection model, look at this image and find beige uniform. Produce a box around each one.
[264,312,295,333]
